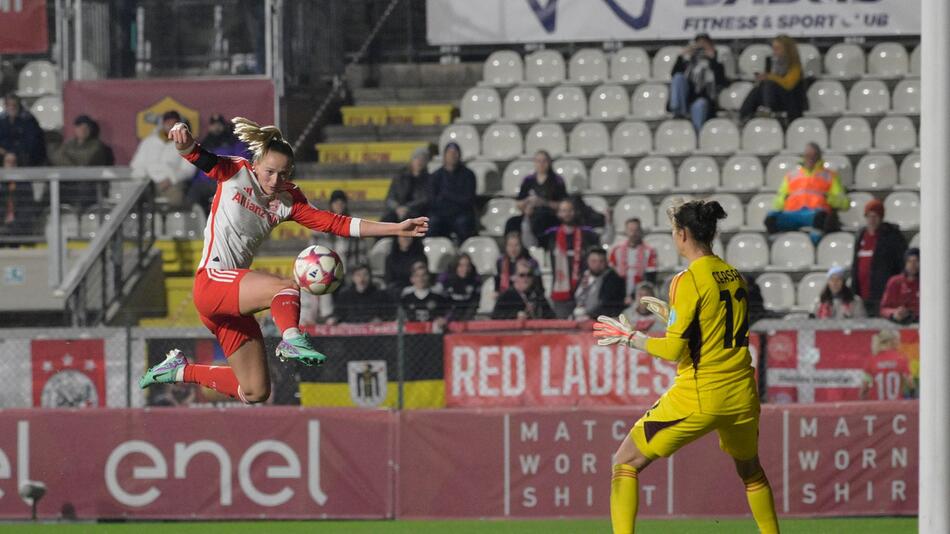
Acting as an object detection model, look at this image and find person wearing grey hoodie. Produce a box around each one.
[427,142,476,245]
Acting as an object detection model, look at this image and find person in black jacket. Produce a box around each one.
[435,253,481,321]
[328,264,395,324]
[573,247,626,320]
[428,142,476,245]
[384,235,427,297]
[400,263,449,322]
[0,93,46,166]
[492,258,555,320]
[668,33,727,132]
[851,199,907,316]
[382,147,430,223]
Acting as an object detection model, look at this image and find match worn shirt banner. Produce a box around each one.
[426,0,920,44]
[0,1,48,53]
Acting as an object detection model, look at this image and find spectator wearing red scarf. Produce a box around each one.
[880,248,919,324]
[540,200,600,318]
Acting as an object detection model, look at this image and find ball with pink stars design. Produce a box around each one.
[293,245,345,295]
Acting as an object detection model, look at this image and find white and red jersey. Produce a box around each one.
[608,240,658,295]
[180,144,361,270]
[864,349,911,401]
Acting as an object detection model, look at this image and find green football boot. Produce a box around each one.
[275,333,327,366]
[138,349,187,389]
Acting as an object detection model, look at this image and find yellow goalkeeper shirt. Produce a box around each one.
[644,255,758,415]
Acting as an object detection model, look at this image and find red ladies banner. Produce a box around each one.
[0,1,48,53]
[443,332,760,407]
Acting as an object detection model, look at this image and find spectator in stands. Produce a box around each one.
[764,142,847,243]
[435,253,481,321]
[384,235,427,297]
[609,217,658,304]
[492,258,555,320]
[400,263,449,323]
[541,200,601,319]
[739,34,805,123]
[0,93,46,166]
[383,147,430,223]
[130,110,196,207]
[185,114,249,216]
[880,248,920,325]
[505,150,568,247]
[571,193,610,232]
[813,266,866,320]
[0,152,37,235]
[668,33,727,132]
[573,246,626,321]
[622,282,662,332]
[327,264,395,324]
[50,115,113,167]
[495,231,540,294]
[852,199,907,316]
[311,190,366,271]
[428,142,476,245]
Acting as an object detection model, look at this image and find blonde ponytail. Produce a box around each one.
[232,116,293,163]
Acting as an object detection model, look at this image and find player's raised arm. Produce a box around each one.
[170,122,243,181]
[288,186,428,239]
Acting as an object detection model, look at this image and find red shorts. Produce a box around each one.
[193,268,262,356]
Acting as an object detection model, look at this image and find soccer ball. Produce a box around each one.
[293,245,344,295]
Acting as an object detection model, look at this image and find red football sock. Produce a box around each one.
[183,364,245,402]
[270,288,301,335]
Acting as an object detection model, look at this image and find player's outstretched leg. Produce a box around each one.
[610,432,652,534]
[240,271,327,366]
[139,349,250,403]
[736,457,780,534]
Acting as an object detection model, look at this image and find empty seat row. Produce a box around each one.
[483,42,920,88]
[368,236,501,278]
[806,79,920,116]
[756,271,837,312]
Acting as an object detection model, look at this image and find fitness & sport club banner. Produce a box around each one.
[443,330,760,407]
[426,0,920,44]
[63,78,275,165]
[0,0,48,53]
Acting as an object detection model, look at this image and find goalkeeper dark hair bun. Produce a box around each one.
[666,199,726,247]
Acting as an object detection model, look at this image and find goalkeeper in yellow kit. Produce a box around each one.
[594,199,779,534]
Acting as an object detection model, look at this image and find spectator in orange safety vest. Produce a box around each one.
[764,142,849,244]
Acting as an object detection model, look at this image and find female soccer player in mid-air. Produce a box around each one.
[593,200,780,534]
[138,118,428,404]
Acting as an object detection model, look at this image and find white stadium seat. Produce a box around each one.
[823,153,854,186]
[756,272,795,311]
[630,83,669,120]
[643,233,679,270]
[716,45,737,80]
[707,193,743,233]
[478,278,497,315]
[743,194,774,232]
[698,118,740,155]
[785,117,828,152]
[829,116,872,154]
[848,80,890,115]
[910,233,920,248]
[738,44,771,79]
[910,44,921,76]
[854,154,898,190]
[867,42,909,78]
[503,86,544,123]
[582,195,609,216]
[874,115,916,153]
[838,191,874,230]
[480,198,520,237]
[655,195,693,232]
[525,50,566,86]
[589,157,631,194]
[553,158,588,193]
[481,123,523,161]
[898,152,920,189]
[483,51,523,86]
[569,48,608,84]
[718,81,753,112]
[651,45,682,81]
[501,159,535,196]
[467,160,498,194]
[884,191,920,230]
[816,232,855,269]
[741,118,784,155]
[611,121,652,156]
[568,122,609,157]
[892,79,920,115]
[460,87,501,123]
[546,85,587,122]
[806,80,847,116]
[721,155,764,192]
[798,43,822,78]
[765,154,799,189]
[439,124,480,159]
[654,119,696,156]
[633,156,674,193]
[524,123,567,158]
[588,84,629,120]
[675,156,719,192]
[368,238,392,276]
[423,237,457,273]
[460,237,502,275]
[727,232,769,271]
[824,43,865,78]
[797,272,828,310]
[615,195,656,232]
[30,96,63,131]
[17,60,58,97]
[770,232,815,271]
[610,47,650,84]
